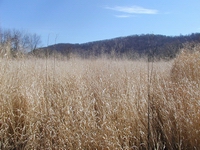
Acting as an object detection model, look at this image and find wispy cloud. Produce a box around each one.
[114,15,132,18]
[105,5,158,15]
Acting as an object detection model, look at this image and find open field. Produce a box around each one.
[0,51,199,149]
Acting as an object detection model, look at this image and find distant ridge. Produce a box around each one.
[32,33,200,59]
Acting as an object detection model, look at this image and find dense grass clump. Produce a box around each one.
[0,49,199,149]
[171,47,200,83]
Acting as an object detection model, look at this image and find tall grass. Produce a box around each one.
[0,49,199,149]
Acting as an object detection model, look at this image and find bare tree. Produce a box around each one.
[0,26,42,57]
[29,33,41,51]
[12,29,22,51]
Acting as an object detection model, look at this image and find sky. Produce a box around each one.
[0,0,200,46]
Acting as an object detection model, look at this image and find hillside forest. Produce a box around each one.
[1,27,200,59]
[33,33,200,60]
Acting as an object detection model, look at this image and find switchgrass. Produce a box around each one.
[171,48,200,83]
[0,50,199,149]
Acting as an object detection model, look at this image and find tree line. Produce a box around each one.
[34,33,200,60]
[0,27,41,58]
[1,27,199,60]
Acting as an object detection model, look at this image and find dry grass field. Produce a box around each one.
[0,49,199,149]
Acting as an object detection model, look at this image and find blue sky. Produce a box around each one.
[0,0,200,45]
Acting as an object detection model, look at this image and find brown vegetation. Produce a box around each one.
[171,45,200,83]
[0,46,199,149]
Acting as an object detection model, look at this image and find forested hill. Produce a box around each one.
[32,33,200,59]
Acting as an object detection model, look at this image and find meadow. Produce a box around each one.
[0,48,199,149]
